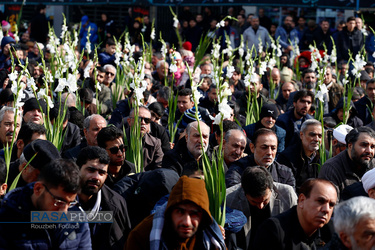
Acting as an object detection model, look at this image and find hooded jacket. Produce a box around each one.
[125,176,226,250]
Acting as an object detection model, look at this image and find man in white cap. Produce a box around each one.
[331,124,353,157]
[362,168,375,199]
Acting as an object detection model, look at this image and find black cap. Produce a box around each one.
[23,139,60,170]
[23,98,47,115]
[259,104,279,120]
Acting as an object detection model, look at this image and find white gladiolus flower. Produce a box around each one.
[134,87,146,105]
[226,65,235,78]
[84,61,93,78]
[192,88,203,105]
[268,58,276,68]
[173,17,179,28]
[150,28,155,40]
[373,52,375,59]
[26,77,36,89]
[85,41,92,54]
[239,47,244,57]
[310,61,318,71]
[259,61,267,76]
[170,63,178,73]
[316,84,328,102]
[8,72,18,83]
[213,113,223,125]
[361,28,368,36]
[11,84,18,95]
[218,102,233,119]
[216,20,225,28]
[276,47,282,57]
[160,44,167,55]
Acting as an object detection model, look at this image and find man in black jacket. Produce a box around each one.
[77,146,131,250]
[337,16,364,62]
[226,128,295,188]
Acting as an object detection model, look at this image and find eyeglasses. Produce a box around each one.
[107,144,125,154]
[105,72,115,76]
[43,184,78,208]
[130,116,151,124]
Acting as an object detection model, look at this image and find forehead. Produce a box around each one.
[175,202,202,212]
[82,158,108,170]
[105,137,123,148]
[228,132,246,143]
[305,124,322,133]
[139,108,151,117]
[282,83,294,90]
[355,133,375,145]
[304,72,316,78]
[256,133,277,145]
[297,96,312,102]
[90,116,106,126]
[309,182,337,201]
[106,67,116,73]
[178,95,191,101]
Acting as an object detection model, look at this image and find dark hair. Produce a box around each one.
[106,37,115,46]
[234,66,241,74]
[38,159,80,193]
[208,84,217,92]
[0,158,6,184]
[345,127,375,146]
[76,146,110,168]
[293,89,315,103]
[298,178,337,199]
[97,126,123,149]
[158,86,171,100]
[178,88,192,97]
[241,166,273,197]
[148,102,165,118]
[17,122,46,146]
[366,79,375,88]
[302,68,315,78]
[97,66,105,73]
[78,88,94,104]
[181,161,202,177]
[347,16,356,23]
[252,128,277,146]
[215,120,240,136]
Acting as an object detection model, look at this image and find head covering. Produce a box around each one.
[166,176,211,222]
[1,36,15,51]
[333,124,353,144]
[180,107,201,129]
[1,21,10,31]
[23,98,47,115]
[259,104,279,120]
[360,70,371,82]
[81,15,89,24]
[280,67,293,83]
[182,41,192,51]
[362,168,375,193]
[23,139,60,170]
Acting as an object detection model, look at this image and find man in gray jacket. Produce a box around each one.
[226,166,297,249]
[243,16,271,56]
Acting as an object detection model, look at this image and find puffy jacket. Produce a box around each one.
[0,183,92,249]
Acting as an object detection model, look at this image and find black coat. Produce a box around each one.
[337,27,364,62]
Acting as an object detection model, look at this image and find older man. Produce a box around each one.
[319,126,375,196]
[127,106,164,171]
[226,167,297,249]
[162,121,210,176]
[64,114,107,160]
[0,106,22,149]
[253,179,338,249]
[223,129,247,169]
[326,196,375,249]
[243,15,271,56]
[77,146,131,249]
[22,98,46,125]
[125,176,225,249]
[278,119,322,189]
[226,128,295,188]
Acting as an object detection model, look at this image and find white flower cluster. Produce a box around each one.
[244,67,257,87]
[271,41,282,57]
[150,28,155,40]
[226,65,235,78]
[216,20,225,28]
[316,83,328,102]
[55,73,78,93]
[211,43,221,59]
[213,81,233,125]
[173,17,179,29]
[259,61,267,76]
[351,54,366,78]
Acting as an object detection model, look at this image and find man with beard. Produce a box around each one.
[276,90,314,147]
[244,104,286,153]
[97,126,135,188]
[0,106,22,150]
[319,126,375,197]
[226,128,295,188]
[243,16,271,57]
[0,159,91,248]
[337,16,364,62]
[77,146,131,250]
[127,106,164,171]
[278,119,322,190]
[162,121,210,176]
[275,16,299,53]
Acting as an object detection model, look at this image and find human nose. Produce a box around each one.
[321,202,330,213]
[257,202,265,210]
[181,213,192,226]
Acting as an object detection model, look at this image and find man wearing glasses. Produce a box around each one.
[127,106,164,171]
[0,159,92,248]
[77,146,131,249]
[97,126,135,188]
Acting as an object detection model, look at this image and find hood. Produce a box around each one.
[165,176,212,223]
[1,36,15,51]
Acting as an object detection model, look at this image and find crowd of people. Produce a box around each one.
[0,3,374,249]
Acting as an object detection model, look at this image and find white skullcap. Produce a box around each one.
[362,168,375,193]
[333,124,353,144]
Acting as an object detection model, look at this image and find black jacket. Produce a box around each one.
[81,184,131,250]
[225,154,296,189]
[337,26,364,62]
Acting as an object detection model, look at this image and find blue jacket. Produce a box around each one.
[366,33,375,63]
[275,25,299,49]
[276,108,314,147]
[98,51,116,66]
[243,122,286,153]
[0,183,92,249]
[79,22,98,50]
